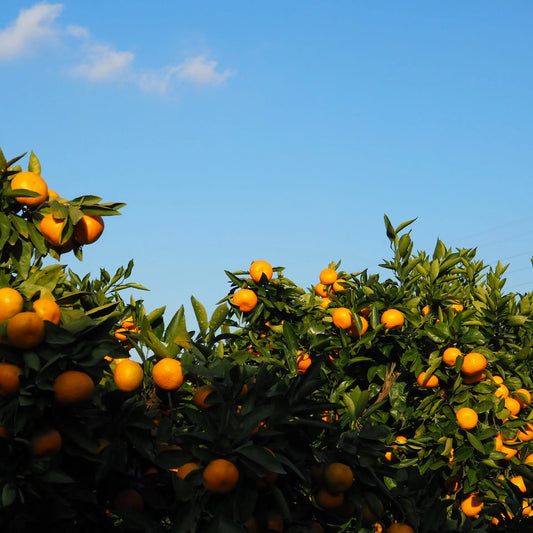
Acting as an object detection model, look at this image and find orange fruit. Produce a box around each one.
[380,309,404,330]
[6,311,45,349]
[202,458,239,493]
[175,462,201,479]
[421,305,430,316]
[444,475,461,493]
[121,315,137,330]
[296,352,312,373]
[113,488,144,511]
[495,433,517,460]
[0,287,24,321]
[462,370,486,384]
[31,428,62,456]
[332,278,347,292]
[323,462,354,493]
[53,370,95,404]
[514,388,531,408]
[249,260,273,282]
[505,397,521,416]
[319,268,338,285]
[314,283,328,297]
[32,297,61,325]
[461,352,487,376]
[315,488,344,509]
[332,307,354,329]
[152,358,184,390]
[193,384,215,409]
[494,383,509,399]
[11,171,48,206]
[232,288,258,312]
[0,363,23,396]
[450,302,464,314]
[416,371,439,388]
[442,347,461,366]
[348,316,369,337]
[517,422,533,442]
[39,213,71,247]
[73,214,105,245]
[47,189,60,200]
[510,475,527,493]
[113,359,144,392]
[460,493,484,517]
[319,297,332,308]
[456,407,478,430]
[387,524,414,533]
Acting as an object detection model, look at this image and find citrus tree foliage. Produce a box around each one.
[1,149,533,533]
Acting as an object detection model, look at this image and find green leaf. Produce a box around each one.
[384,214,396,240]
[207,303,228,339]
[466,431,486,454]
[1,484,17,506]
[28,151,41,174]
[191,296,208,337]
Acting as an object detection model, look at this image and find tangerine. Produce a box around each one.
[31,428,62,456]
[461,352,487,376]
[6,311,45,349]
[53,370,95,403]
[332,307,354,329]
[460,493,484,517]
[319,268,338,285]
[0,287,24,321]
[114,359,144,392]
[232,288,258,312]
[416,371,439,388]
[11,171,48,206]
[193,384,215,409]
[323,462,354,493]
[202,458,239,493]
[73,214,105,244]
[380,309,404,330]
[152,358,184,390]
[39,213,71,247]
[249,260,273,282]
[456,407,478,430]
[442,347,461,366]
[348,316,369,337]
[32,297,61,325]
[0,363,23,396]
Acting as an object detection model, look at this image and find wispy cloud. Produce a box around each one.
[0,2,63,60]
[0,2,235,94]
[70,44,134,82]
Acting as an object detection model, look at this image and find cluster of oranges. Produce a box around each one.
[10,170,105,252]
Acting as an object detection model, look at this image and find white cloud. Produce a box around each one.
[0,2,63,60]
[70,44,134,81]
[137,56,236,95]
[0,3,235,94]
[175,56,235,86]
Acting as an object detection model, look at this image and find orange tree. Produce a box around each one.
[2,147,533,533]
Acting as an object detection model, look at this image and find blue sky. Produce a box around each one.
[1,1,532,321]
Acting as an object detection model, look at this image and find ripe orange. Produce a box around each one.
[504,396,521,416]
[121,315,137,330]
[296,352,312,373]
[266,512,284,533]
[494,382,509,399]
[514,388,531,408]
[232,288,258,312]
[332,278,347,292]
[462,370,486,384]
[175,462,201,479]
[39,213,71,247]
[32,297,61,325]
[193,384,215,409]
[314,283,328,297]
[517,422,533,442]
[47,189,60,200]
[510,475,527,493]
[319,268,338,285]
[450,302,464,314]
[0,363,23,396]
[495,434,517,460]
[456,407,478,430]
[202,458,239,493]
[31,428,62,456]
[53,370,95,404]
[380,309,404,330]
[315,488,344,509]
[323,462,354,493]
[249,260,273,282]
[73,214,105,245]
[416,371,439,388]
[11,171,48,207]
[113,488,144,511]
[421,305,430,316]
[6,311,45,349]
[348,316,369,337]
[0,287,24,321]
[461,352,487,376]
[114,359,144,392]
[460,493,484,517]
[387,524,414,533]
[319,297,332,308]
[332,307,354,329]
[152,358,184,390]
[442,347,461,366]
